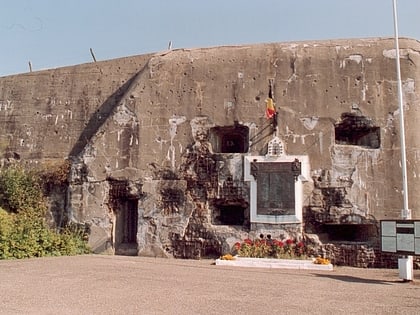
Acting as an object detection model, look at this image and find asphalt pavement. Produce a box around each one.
[0,255,419,314]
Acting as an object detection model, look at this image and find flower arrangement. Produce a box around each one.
[220,254,236,260]
[314,257,331,265]
[232,234,311,260]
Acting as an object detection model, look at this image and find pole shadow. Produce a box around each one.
[312,273,401,285]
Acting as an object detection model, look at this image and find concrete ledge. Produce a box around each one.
[215,257,333,271]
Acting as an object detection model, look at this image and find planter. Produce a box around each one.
[215,256,333,271]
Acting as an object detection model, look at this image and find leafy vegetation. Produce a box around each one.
[232,234,313,259]
[0,164,90,259]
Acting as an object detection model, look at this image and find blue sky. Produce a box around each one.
[1,0,419,77]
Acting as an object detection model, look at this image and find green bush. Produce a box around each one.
[0,165,90,259]
[0,165,45,213]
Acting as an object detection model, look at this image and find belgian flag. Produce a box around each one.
[265,83,276,119]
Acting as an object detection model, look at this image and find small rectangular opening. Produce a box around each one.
[335,113,380,149]
[215,205,245,225]
[322,224,376,242]
[209,123,249,153]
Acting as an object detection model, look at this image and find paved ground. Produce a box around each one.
[0,255,419,315]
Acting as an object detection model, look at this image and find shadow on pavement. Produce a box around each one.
[312,274,398,285]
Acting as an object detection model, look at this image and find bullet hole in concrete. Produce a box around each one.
[335,113,380,148]
[209,123,249,153]
[4,151,20,160]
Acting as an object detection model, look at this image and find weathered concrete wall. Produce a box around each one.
[1,37,419,261]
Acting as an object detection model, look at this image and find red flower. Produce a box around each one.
[275,240,284,247]
[234,242,241,249]
[244,238,252,245]
[297,241,304,248]
[286,239,294,245]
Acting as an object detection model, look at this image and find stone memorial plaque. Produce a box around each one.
[256,162,295,216]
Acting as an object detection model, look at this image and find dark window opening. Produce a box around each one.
[322,224,376,242]
[214,205,245,225]
[212,178,248,225]
[335,113,380,148]
[209,123,249,153]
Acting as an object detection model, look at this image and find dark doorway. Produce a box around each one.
[108,179,141,256]
[114,198,138,255]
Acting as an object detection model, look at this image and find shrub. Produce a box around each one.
[0,165,45,213]
[0,165,90,259]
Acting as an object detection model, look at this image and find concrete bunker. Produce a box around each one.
[2,38,419,267]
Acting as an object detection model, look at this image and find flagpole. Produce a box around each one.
[392,0,413,281]
[393,0,409,219]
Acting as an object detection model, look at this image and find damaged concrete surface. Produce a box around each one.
[0,37,419,263]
